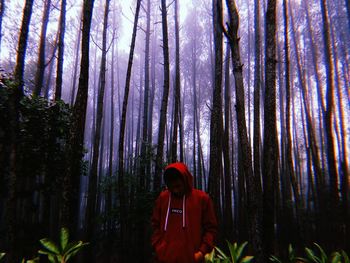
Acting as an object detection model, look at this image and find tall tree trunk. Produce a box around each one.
[6,0,34,261]
[70,11,82,106]
[320,0,341,248]
[154,0,170,191]
[14,0,33,92]
[7,0,34,259]
[43,34,58,99]
[85,0,110,254]
[33,0,51,96]
[117,0,141,260]
[209,0,223,229]
[61,0,94,235]
[0,0,4,55]
[223,44,234,240]
[253,0,261,193]
[191,32,198,187]
[224,0,263,260]
[280,0,303,248]
[262,0,278,258]
[140,0,151,189]
[106,26,117,235]
[331,20,350,246]
[55,0,66,101]
[171,0,181,163]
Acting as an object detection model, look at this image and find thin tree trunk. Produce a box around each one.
[171,0,181,163]
[117,0,141,260]
[70,11,82,106]
[224,0,263,260]
[61,0,94,235]
[0,0,4,55]
[85,0,110,252]
[253,0,261,192]
[55,0,66,100]
[330,13,349,246]
[209,0,223,229]
[223,44,234,240]
[33,0,51,96]
[140,0,151,189]
[320,0,341,248]
[44,34,58,99]
[6,1,34,261]
[154,0,170,191]
[262,0,278,258]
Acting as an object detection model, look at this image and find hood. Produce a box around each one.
[164,162,193,194]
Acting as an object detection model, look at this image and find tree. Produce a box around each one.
[154,0,170,191]
[222,44,234,240]
[140,0,151,189]
[33,0,51,96]
[209,0,224,230]
[262,0,278,259]
[223,0,263,261]
[85,0,110,251]
[5,1,34,261]
[70,10,82,105]
[117,0,141,260]
[320,0,341,248]
[61,0,94,234]
[0,0,4,54]
[55,0,66,100]
[170,0,182,162]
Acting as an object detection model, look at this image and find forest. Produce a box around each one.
[0,0,349,262]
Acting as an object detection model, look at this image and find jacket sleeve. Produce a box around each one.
[199,194,218,254]
[151,195,163,249]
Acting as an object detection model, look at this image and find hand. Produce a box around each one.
[194,251,204,262]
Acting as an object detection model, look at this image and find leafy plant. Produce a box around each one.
[270,244,303,263]
[0,253,5,261]
[270,243,350,263]
[38,227,88,263]
[205,241,254,263]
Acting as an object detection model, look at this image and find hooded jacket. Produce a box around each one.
[151,162,218,263]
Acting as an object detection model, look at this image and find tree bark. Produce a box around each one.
[224,0,263,260]
[70,11,82,106]
[154,0,170,191]
[85,0,110,250]
[262,0,278,258]
[171,0,181,163]
[209,0,223,228]
[117,0,141,260]
[140,0,151,189]
[0,0,4,55]
[320,0,341,248]
[61,0,94,235]
[33,0,51,96]
[6,1,34,261]
[55,0,66,101]
[223,44,234,240]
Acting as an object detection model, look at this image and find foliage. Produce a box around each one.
[270,243,350,263]
[0,253,5,261]
[0,71,74,258]
[299,243,349,263]
[38,227,88,263]
[205,241,254,263]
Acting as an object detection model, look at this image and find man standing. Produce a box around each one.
[151,162,218,263]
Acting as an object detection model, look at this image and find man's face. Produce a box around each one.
[167,177,185,197]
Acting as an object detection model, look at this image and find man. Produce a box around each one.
[151,162,218,263]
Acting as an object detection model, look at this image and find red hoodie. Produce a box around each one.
[151,162,218,263]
